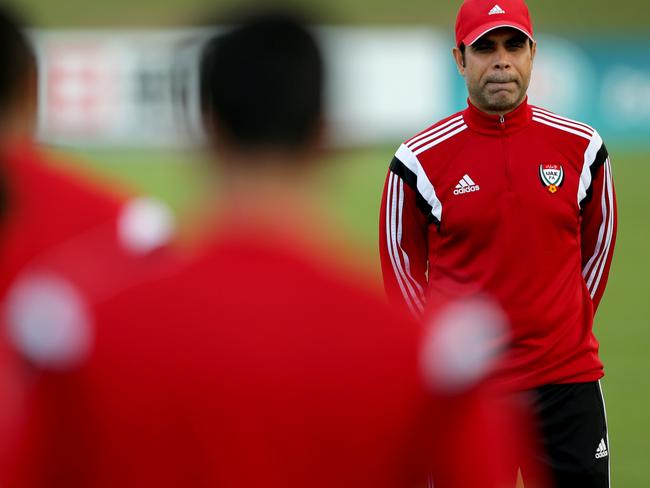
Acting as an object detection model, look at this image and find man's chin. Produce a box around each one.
[485,94,521,113]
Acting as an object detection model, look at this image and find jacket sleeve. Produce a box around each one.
[579,137,618,314]
[379,145,436,318]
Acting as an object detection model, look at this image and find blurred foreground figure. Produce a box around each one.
[0,5,174,480]
[0,4,122,477]
[5,11,540,488]
[0,7,125,294]
[0,5,174,292]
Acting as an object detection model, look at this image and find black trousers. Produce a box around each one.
[524,381,610,488]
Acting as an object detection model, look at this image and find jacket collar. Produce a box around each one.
[463,97,532,136]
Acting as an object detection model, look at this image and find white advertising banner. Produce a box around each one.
[322,28,451,145]
[33,29,646,147]
[31,27,451,148]
[33,29,208,148]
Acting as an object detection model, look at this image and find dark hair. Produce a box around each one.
[0,6,35,220]
[200,11,323,151]
[0,6,35,114]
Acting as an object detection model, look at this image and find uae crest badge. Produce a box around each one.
[539,164,564,194]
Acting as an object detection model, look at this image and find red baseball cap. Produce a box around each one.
[455,0,534,47]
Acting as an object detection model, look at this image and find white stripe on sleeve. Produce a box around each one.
[386,174,423,316]
[413,124,468,157]
[577,131,605,208]
[406,115,463,148]
[531,110,594,137]
[395,144,443,223]
[587,159,615,298]
[409,119,466,152]
[397,178,425,298]
[532,117,592,140]
[582,155,609,282]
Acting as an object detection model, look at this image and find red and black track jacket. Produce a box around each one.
[379,99,617,391]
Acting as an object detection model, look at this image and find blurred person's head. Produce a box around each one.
[0,6,37,144]
[200,10,324,170]
[452,0,536,115]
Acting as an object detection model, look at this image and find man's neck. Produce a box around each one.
[212,148,318,226]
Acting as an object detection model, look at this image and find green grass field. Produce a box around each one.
[9,0,650,30]
[52,144,649,486]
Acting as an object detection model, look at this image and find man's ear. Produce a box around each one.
[452,47,466,75]
[530,41,537,63]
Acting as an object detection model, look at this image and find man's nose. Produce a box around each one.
[492,45,511,70]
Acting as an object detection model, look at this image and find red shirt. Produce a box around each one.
[4,214,537,487]
[0,142,125,476]
[380,99,617,391]
[0,143,124,295]
[0,143,176,481]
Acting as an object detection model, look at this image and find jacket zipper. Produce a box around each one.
[500,115,513,192]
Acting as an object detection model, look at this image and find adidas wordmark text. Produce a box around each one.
[454,174,480,195]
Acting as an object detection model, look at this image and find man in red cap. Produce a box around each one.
[379,1,616,487]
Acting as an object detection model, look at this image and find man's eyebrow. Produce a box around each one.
[471,38,495,48]
[505,34,528,44]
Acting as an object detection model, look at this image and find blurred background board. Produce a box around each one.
[27,28,650,147]
[6,0,649,485]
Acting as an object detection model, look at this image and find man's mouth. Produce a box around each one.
[485,80,517,93]
[486,80,516,86]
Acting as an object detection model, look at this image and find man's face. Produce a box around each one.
[453,28,536,115]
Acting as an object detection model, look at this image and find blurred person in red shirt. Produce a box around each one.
[0,3,122,474]
[3,10,545,488]
[0,5,129,294]
[0,5,175,480]
[0,5,176,293]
